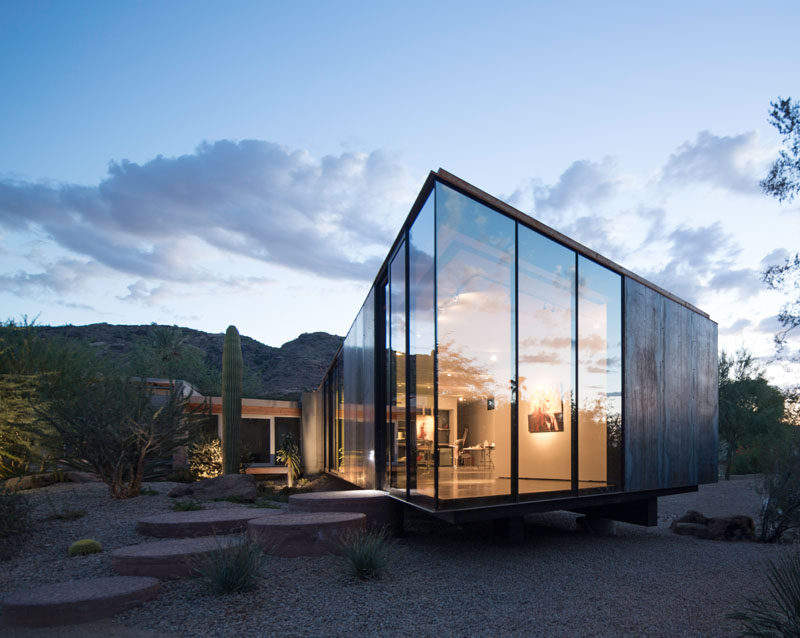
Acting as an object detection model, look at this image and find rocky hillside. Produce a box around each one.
[35,323,343,400]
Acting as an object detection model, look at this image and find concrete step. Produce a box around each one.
[136,508,278,538]
[2,576,159,628]
[288,490,403,535]
[111,535,241,579]
[247,511,365,556]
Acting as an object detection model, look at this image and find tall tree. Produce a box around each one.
[761,97,800,355]
[761,97,800,203]
[719,349,785,479]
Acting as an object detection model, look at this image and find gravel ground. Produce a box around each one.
[0,477,790,637]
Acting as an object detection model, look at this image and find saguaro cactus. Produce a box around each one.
[221,325,243,474]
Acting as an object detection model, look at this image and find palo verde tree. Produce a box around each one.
[718,349,785,480]
[221,325,243,474]
[0,320,64,478]
[761,97,800,357]
[129,325,217,395]
[34,349,197,498]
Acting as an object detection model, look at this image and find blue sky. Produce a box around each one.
[1,1,799,383]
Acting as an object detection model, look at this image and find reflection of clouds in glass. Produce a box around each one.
[578,333,606,354]
[520,351,566,365]
[520,335,573,350]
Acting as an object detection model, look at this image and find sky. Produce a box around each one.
[1,0,799,385]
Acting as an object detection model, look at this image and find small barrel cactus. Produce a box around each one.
[68,538,102,557]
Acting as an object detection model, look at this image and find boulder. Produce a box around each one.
[670,510,755,541]
[168,473,258,501]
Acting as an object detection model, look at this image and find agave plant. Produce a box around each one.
[729,551,800,636]
[276,433,302,488]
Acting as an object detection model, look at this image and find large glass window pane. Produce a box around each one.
[578,256,622,492]
[436,183,515,502]
[389,243,407,492]
[409,195,435,501]
[341,291,376,488]
[518,227,575,497]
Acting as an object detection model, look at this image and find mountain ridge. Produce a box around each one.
[34,323,343,400]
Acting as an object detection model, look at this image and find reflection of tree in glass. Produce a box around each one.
[580,396,622,449]
[437,338,500,401]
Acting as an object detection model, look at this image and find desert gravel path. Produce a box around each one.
[0,476,784,637]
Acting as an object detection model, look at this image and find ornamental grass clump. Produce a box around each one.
[729,551,800,635]
[68,538,102,557]
[172,499,203,512]
[339,526,394,580]
[191,536,264,595]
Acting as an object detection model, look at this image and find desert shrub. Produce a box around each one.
[68,538,102,556]
[172,499,203,511]
[339,526,393,580]
[731,448,762,475]
[0,486,32,560]
[729,551,800,635]
[189,437,223,480]
[191,536,264,594]
[758,436,800,543]
[162,468,194,483]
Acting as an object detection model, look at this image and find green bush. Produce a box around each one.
[758,437,800,542]
[339,526,393,580]
[0,486,32,560]
[189,438,223,480]
[162,468,194,483]
[731,448,762,475]
[172,499,203,511]
[68,538,102,557]
[191,536,264,594]
[729,551,800,634]
[139,487,159,496]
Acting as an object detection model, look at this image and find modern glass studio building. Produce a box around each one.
[316,170,718,524]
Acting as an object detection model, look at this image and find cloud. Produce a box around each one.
[0,258,108,295]
[660,130,769,194]
[719,318,752,335]
[534,157,622,214]
[0,140,416,287]
[757,315,784,334]
[708,268,762,299]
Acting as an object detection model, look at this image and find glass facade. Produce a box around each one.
[321,178,624,506]
[409,195,436,502]
[388,241,407,493]
[577,256,622,492]
[436,183,515,502]
[517,225,575,498]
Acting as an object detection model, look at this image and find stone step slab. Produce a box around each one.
[288,490,403,535]
[248,511,366,556]
[2,576,159,628]
[111,535,242,579]
[136,508,278,538]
